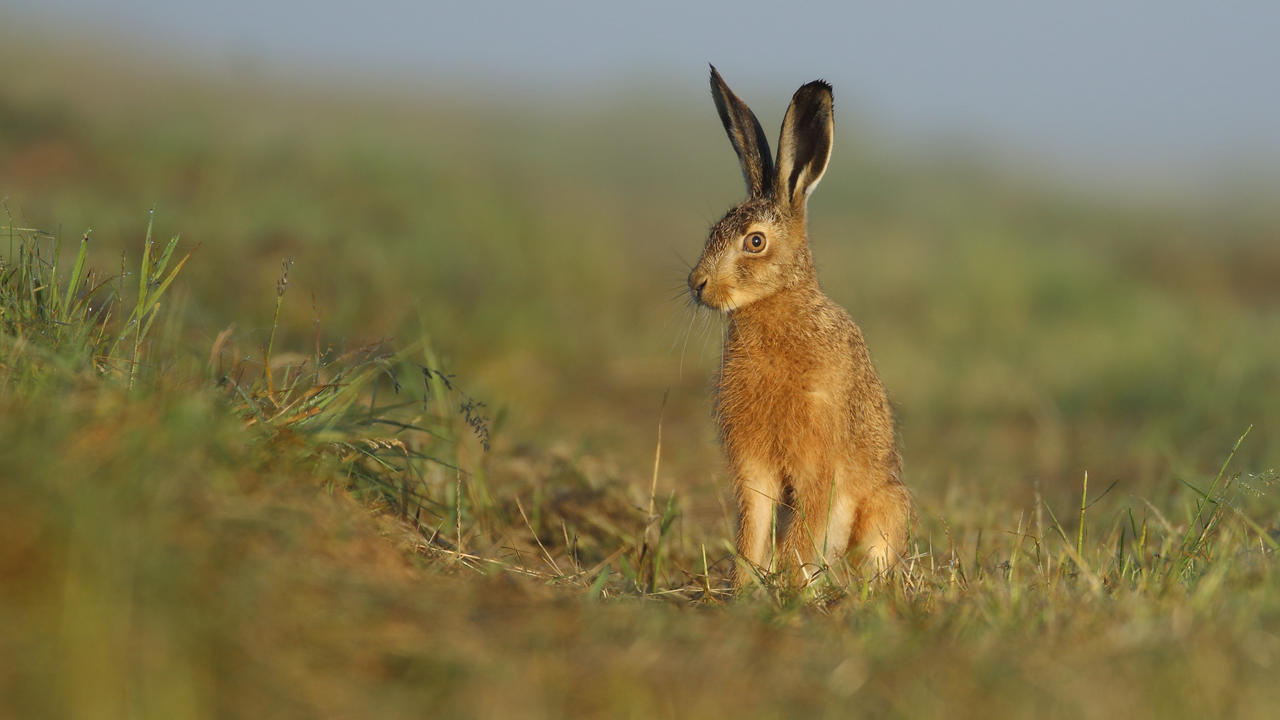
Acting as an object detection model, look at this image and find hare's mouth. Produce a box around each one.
[693,295,727,312]
[691,286,745,313]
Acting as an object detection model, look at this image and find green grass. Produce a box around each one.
[3,37,1280,718]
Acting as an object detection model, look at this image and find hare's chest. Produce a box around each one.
[717,347,844,448]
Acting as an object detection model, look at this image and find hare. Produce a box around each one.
[689,67,911,588]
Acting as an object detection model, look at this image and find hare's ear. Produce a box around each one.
[710,65,774,199]
[774,80,834,210]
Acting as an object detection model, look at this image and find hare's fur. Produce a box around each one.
[690,68,911,588]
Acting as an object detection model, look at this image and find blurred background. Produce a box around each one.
[4,0,1279,512]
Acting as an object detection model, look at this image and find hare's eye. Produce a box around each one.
[743,233,767,254]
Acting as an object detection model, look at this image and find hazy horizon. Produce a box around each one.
[13,1,1280,189]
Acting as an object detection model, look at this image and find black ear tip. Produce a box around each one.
[792,79,834,110]
[800,79,833,95]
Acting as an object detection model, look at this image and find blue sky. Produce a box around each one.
[18,1,1280,180]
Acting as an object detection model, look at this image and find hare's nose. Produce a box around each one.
[689,271,709,299]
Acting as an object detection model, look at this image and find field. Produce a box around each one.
[4,37,1280,718]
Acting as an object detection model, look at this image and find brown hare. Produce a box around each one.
[689,67,911,588]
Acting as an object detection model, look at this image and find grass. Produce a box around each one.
[3,36,1280,718]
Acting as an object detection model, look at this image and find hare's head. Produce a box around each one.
[689,67,834,311]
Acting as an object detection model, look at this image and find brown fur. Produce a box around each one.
[691,68,911,588]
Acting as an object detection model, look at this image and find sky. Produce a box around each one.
[16,1,1280,183]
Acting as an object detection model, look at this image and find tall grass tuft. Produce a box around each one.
[1,214,186,388]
